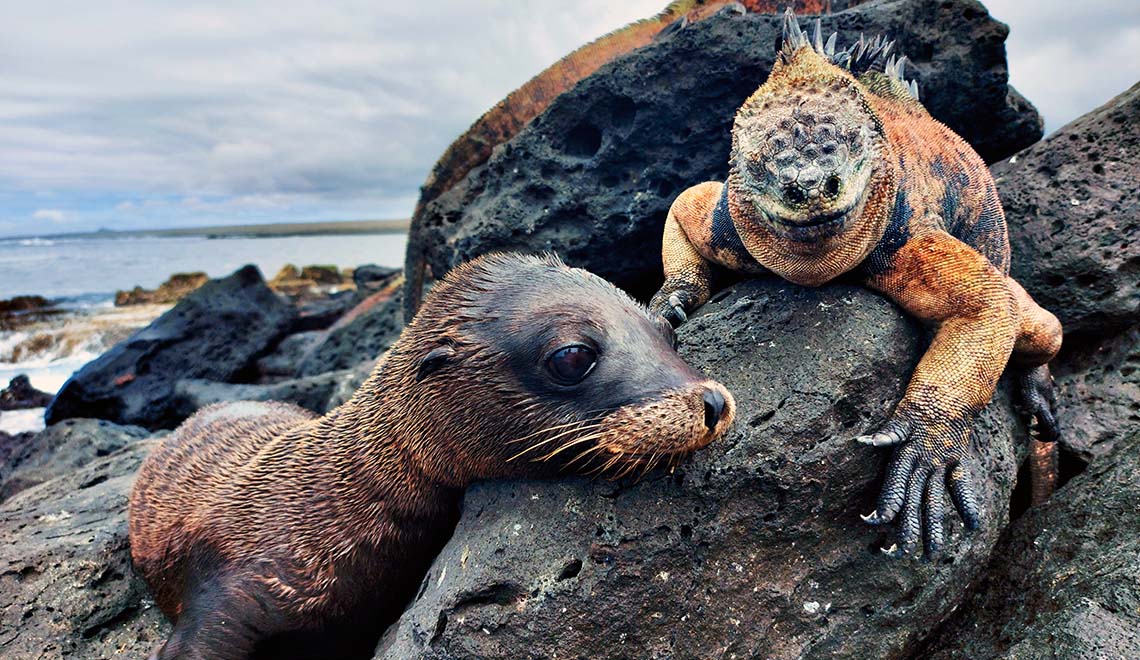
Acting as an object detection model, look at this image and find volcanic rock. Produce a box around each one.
[46,265,296,430]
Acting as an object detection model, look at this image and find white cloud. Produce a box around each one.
[32,209,65,221]
[0,0,1136,235]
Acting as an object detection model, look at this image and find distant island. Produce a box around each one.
[8,218,410,242]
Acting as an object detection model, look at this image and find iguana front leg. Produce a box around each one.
[858,231,1018,557]
[649,183,719,325]
[650,182,764,324]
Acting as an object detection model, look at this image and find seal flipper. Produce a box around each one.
[157,570,276,660]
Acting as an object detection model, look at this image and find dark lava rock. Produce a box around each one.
[1000,81,1140,337]
[410,0,1042,301]
[378,280,1021,660]
[114,271,208,307]
[257,330,327,379]
[0,439,168,657]
[353,264,400,291]
[0,295,61,331]
[296,283,403,377]
[1051,324,1140,463]
[0,374,52,411]
[172,368,367,418]
[289,290,362,334]
[926,431,1140,659]
[45,265,296,430]
[0,418,149,502]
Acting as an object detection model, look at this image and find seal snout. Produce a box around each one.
[703,387,726,431]
[698,381,735,441]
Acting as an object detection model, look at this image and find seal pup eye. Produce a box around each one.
[546,345,597,385]
[416,345,455,382]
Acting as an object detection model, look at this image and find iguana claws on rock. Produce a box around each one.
[649,10,1063,557]
[404,0,867,319]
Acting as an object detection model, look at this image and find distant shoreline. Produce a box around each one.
[3,218,410,242]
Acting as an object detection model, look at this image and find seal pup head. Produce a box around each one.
[385,252,735,484]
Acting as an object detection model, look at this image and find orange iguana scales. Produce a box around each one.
[649,10,1063,557]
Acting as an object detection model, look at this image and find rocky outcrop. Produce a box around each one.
[269,263,354,302]
[378,280,1021,660]
[172,368,368,418]
[0,295,60,331]
[0,435,167,658]
[1000,81,1140,337]
[0,374,52,411]
[408,0,1043,303]
[46,265,296,430]
[925,430,1140,659]
[256,330,326,378]
[353,264,400,291]
[114,272,208,307]
[1050,324,1140,464]
[296,275,403,377]
[0,418,150,502]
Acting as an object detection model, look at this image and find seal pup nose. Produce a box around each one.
[702,388,726,431]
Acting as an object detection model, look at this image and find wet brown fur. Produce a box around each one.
[649,14,1063,555]
[130,253,734,659]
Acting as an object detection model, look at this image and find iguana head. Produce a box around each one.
[726,11,910,282]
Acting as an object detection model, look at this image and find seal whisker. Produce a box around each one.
[563,444,607,471]
[503,416,603,446]
[587,453,626,479]
[534,432,606,463]
[505,422,603,463]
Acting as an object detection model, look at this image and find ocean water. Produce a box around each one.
[0,232,407,433]
[0,233,407,300]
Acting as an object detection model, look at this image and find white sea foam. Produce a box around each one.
[0,407,46,434]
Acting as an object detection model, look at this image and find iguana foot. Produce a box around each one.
[649,289,697,327]
[1018,364,1060,443]
[857,413,980,558]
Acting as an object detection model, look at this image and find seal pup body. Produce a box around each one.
[129,253,735,659]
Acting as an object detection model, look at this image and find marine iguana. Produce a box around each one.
[648,10,1063,556]
[404,0,867,319]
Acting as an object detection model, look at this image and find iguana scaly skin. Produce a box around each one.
[404,0,867,319]
[648,11,1063,557]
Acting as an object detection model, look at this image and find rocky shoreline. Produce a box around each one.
[2,1,1138,658]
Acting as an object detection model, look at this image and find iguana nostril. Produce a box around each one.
[824,175,842,196]
[703,388,726,431]
[784,184,807,205]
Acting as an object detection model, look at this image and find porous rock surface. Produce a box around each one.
[0,417,149,502]
[1051,324,1140,464]
[46,265,296,430]
[378,280,1021,660]
[1000,81,1140,337]
[296,281,403,377]
[0,435,166,658]
[926,430,1140,659]
[410,0,1042,301]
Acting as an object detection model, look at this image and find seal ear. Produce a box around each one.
[416,345,456,382]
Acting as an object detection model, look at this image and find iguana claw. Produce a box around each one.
[650,289,693,328]
[858,414,979,558]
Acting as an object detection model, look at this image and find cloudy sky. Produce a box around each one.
[1,1,1137,237]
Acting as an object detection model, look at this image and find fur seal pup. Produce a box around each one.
[129,253,735,659]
